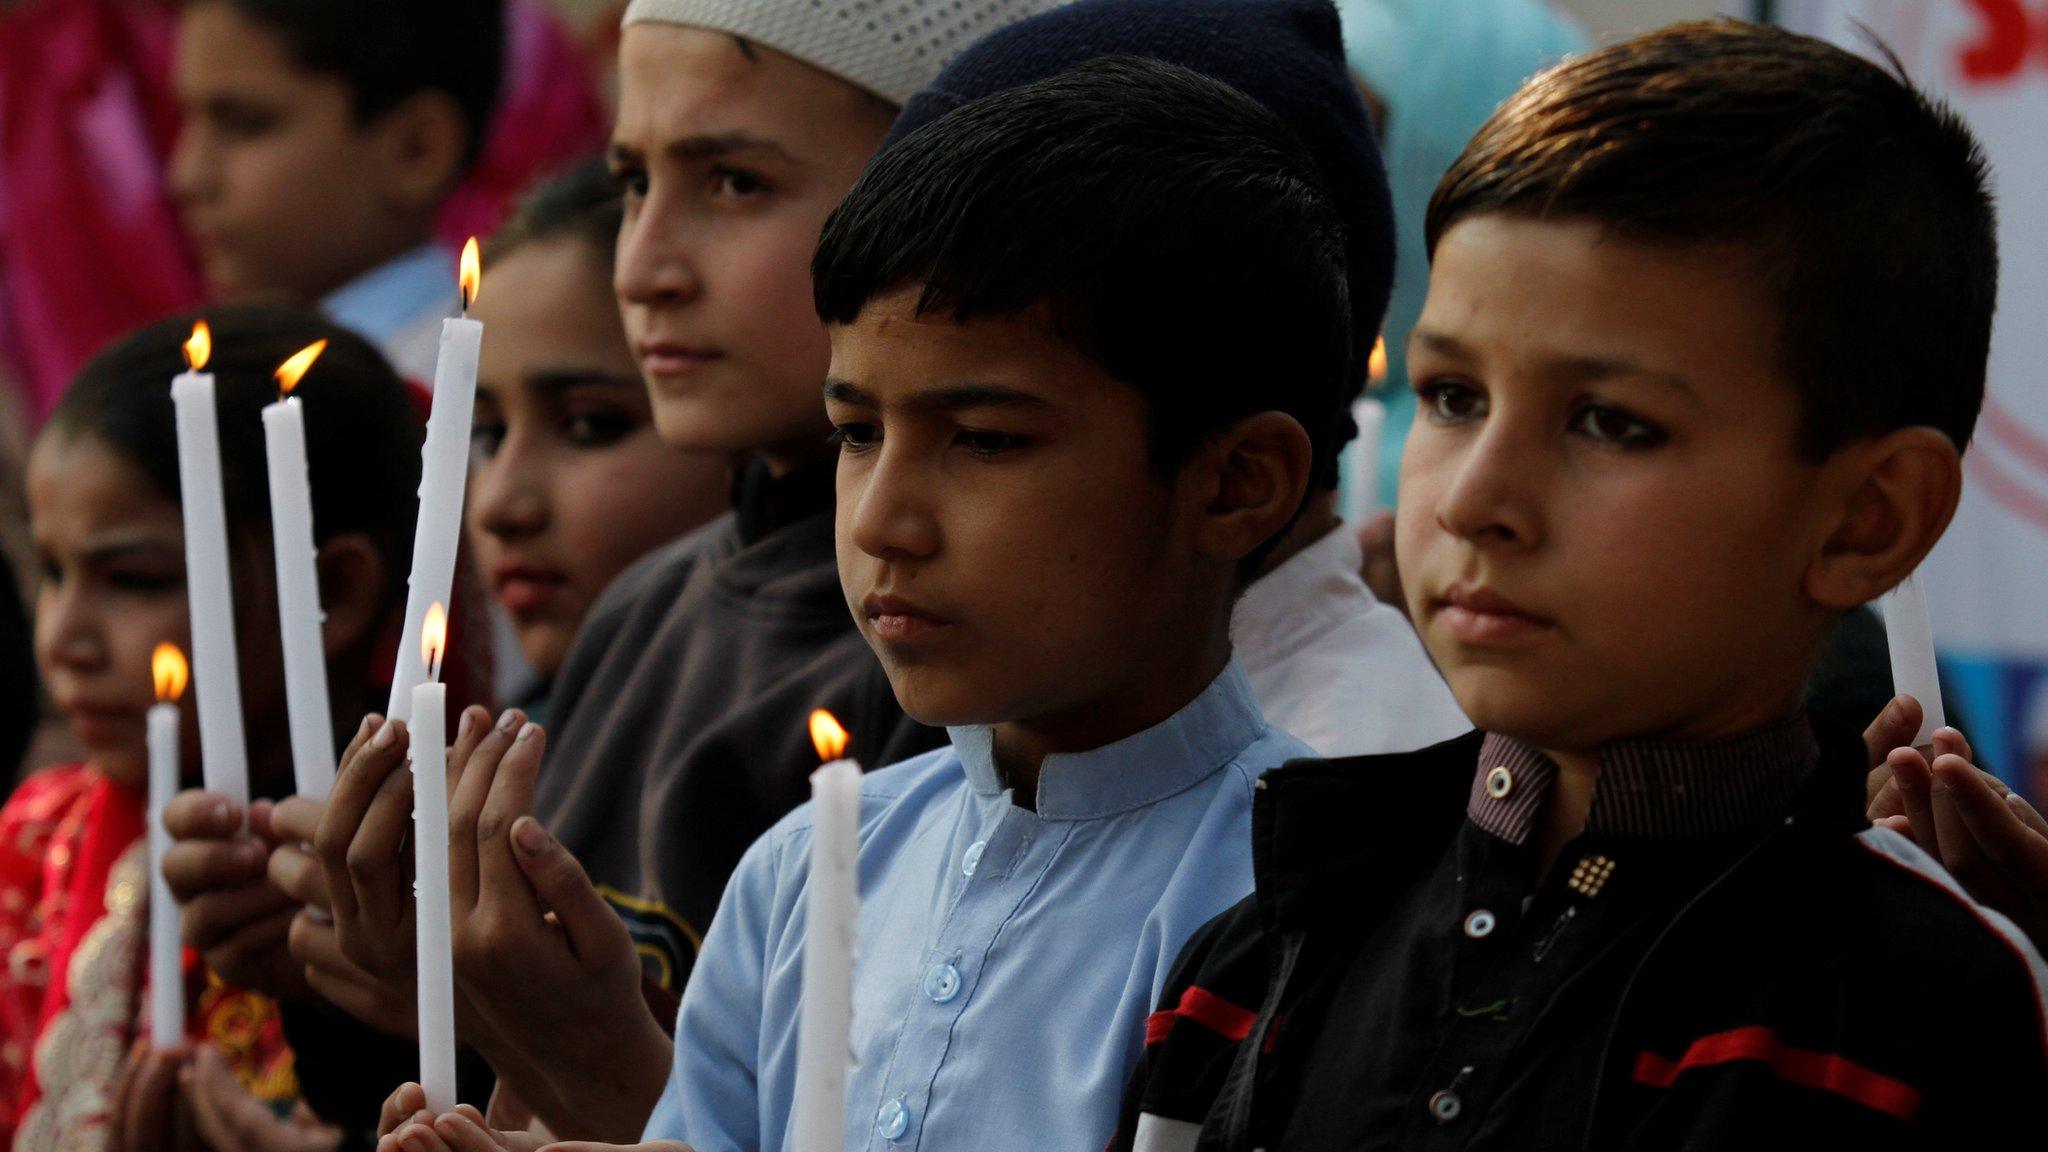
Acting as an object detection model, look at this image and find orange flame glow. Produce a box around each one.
[153,643,189,702]
[459,238,481,311]
[1367,335,1387,385]
[421,602,448,677]
[809,710,849,761]
[275,339,328,395]
[184,321,212,372]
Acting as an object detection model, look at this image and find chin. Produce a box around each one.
[882,667,1007,731]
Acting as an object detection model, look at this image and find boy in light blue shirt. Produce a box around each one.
[654,56,1359,1152]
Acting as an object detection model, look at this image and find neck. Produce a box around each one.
[1533,746,1598,880]
[990,625,1233,811]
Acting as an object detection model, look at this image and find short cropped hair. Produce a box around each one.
[209,0,506,168]
[1428,19,1996,457]
[815,56,1352,521]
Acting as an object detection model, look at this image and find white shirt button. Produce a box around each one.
[1463,909,1497,939]
[877,1098,911,1141]
[923,962,962,1003]
[962,840,988,877]
[1485,766,1515,800]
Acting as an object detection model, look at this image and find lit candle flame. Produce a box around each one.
[153,643,189,702]
[459,238,481,312]
[1367,335,1387,385]
[421,602,448,679]
[274,339,328,395]
[809,710,849,761]
[184,321,212,373]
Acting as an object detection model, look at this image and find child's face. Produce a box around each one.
[28,435,195,787]
[170,2,424,301]
[1398,216,1846,751]
[827,288,1229,740]
[467,239,734,679]
[611,26,894,469]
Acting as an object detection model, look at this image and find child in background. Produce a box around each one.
[1121,22,2048,1150]
[168,0,504,383]
[19,307,422,1149]
[466,158,736,721]
[382,50,1360,1152]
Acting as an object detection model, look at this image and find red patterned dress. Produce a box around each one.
[0,765,295,1151]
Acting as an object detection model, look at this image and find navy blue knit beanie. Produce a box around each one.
[886,0,1395,462]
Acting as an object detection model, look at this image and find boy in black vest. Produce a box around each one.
[1117,20,2048,1151]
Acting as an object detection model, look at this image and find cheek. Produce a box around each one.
[552,450,720,587]
[717,224,831,363]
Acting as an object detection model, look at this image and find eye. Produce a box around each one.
[610,163,649,202]
[470,419,506,461]
[710,166,769,199]
[954,429,1030,457]
[827,422,879,452]
[1418,379,1487,424]
[563,410,636,448]
[1570,401,1668,449]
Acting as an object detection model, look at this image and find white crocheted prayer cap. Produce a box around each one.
[622,0,1072,105]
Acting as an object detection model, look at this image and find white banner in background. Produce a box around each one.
[1780,0,2048,657]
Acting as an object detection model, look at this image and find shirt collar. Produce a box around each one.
[947,660,1269,820]
[320,245,457,345]
[1231,523,1378,665]
[1469,715,1819,844]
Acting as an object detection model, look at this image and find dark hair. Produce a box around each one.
[815,56,1351,542]
[1427,19,1996,457]
[207,0,506,168]
[482,155,622,270]
[47,305,423,616]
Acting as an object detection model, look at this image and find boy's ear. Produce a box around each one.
[1192,411,1314,562]
[371,91,470,215]
[316,533,386,660]
[1805,425,1962,610]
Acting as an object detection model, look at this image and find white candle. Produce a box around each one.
[148,644,188,1050]
[792,711,861,1152]
[171,322,249,811]
[1344,396,1387,521]
[411,603,457,1113]
[389,242,483,723]
[264,341,336,800]
[1883,568,1946,747]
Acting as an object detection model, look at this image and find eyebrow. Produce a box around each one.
[521,369,647,395]
[608,132,796,166]
[823,379,1058,414]
[83,538,184,564]
[1411,328,1699,399]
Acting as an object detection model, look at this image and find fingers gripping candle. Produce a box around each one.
[264,341,337,800]
[1883,569,1946,747]
[148,644,189,1049]
[389,241,483,722]
[793,710,861,1152]
[411,604,457,1113]
[170,321,250,811]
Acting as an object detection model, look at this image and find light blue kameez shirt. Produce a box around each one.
[645,661,1310,1151]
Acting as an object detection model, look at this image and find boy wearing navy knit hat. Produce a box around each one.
[1118,21,2048,1151]
[376,3,1410,1149]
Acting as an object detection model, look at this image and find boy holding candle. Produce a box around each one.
[1116,21,2048,1150]
[169,0,505,382]
[381,40,1373,1152]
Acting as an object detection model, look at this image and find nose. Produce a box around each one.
[167,123,212,209]
[471,431,549,543]
[614,192,702,312]
[1431,414,1542,551]
[35,573,108,679]
[847,439,940,563]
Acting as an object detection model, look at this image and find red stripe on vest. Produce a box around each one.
[1145,986,1259,1046]
[1631,1025,1922,1122]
